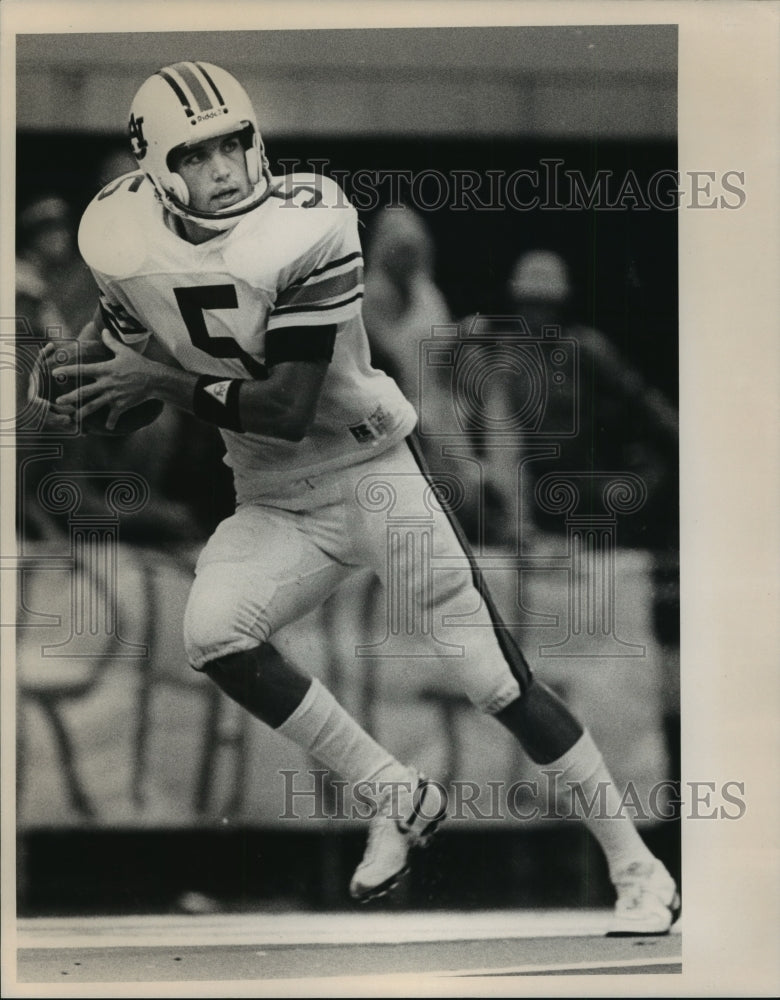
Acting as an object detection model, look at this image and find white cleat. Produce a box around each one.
[349,774,448,902]
[606,859,681,936]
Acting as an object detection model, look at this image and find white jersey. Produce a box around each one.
[78,171,417,489]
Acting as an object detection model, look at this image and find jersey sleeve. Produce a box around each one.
[264,176,364,366]
[78,173,154,349]
[92,272,152,349]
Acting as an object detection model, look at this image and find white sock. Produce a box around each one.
[277,678,412,792]
[545,730,656,882]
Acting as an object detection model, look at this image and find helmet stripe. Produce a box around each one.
[173,62,214,113]
[196,62,226,107]
[157,68,194,117]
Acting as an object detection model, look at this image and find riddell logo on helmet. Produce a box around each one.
[195,108,228,123]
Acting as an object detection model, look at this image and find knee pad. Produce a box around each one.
[494,678,584,765]
[184,573,271,669]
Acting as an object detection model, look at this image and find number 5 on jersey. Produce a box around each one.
[173,284,267,379]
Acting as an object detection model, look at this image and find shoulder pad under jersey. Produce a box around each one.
[223,172,359,286]
[78,172,158,278]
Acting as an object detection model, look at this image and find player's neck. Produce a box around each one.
[175,215,221,245]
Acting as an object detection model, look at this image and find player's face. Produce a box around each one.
[173,133,252,213]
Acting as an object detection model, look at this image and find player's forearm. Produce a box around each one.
[149,366,312,441]
[143,362,199,409]
[236,379,313,440]
[57,326,322,441]
[191,360,326,440]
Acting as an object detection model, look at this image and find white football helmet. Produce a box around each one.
[128,61,273,231]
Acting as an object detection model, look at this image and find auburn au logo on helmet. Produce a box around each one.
[127,61,273,232]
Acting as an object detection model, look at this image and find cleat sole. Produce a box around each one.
[606,891,682,938]
[349,776,448,903]
[352,865,409,903]
[605,929,673,938]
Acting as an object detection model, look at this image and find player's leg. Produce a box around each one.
[493,681,680,935]
[439,558,666,894]
[183,502,445,899]
[357,437,679,933]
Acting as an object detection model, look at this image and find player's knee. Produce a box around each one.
[463,672,522,715]
[433,564,477,613]
[199,644,311,728]
[183,579,270,669]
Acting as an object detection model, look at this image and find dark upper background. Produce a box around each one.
[16,25,678,397]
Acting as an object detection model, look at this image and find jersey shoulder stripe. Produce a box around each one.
[271,290,363,321]
[272,252,364,315]
[288,250,362,286]
[264,180,364,330]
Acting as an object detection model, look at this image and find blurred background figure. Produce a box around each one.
[508,249,678,449]
[15,194,85,542]
[15,187,233,550]
[16,193,96,341]
[363,205,451,407]
[473,249,680,797]
[16,195,75,350]
[506,249,572,330]
[477,248,678,554]
[13,190,222,548]
[94,145,139,188]
[361,206,490,533]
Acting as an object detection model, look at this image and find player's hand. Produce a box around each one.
[25,342,76,431]
[52,328,164,432]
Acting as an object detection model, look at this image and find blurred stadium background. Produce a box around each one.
[14,26,679,917]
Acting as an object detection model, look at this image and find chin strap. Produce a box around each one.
[159,171,275,232]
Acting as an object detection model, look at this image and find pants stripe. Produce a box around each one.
[405,434,532,693]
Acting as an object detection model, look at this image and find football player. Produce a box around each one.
[52,61,679,933]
